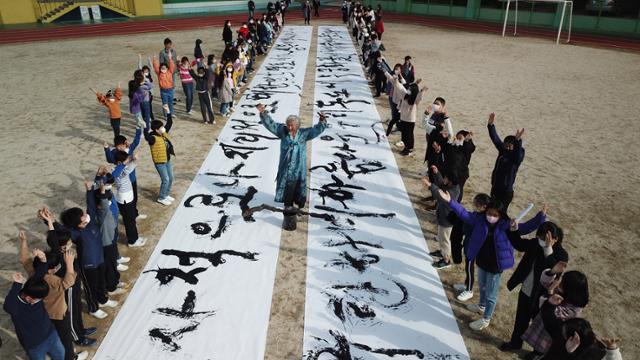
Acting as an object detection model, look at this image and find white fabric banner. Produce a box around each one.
[94,26,312,360]
[301,26,470,360]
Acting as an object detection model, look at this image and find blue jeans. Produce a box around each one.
[141,100,152,130]
[182,82,194,113]
[160,88,174,118]
[154,160,174,200]
[26,330,65,360]
[477,267,502,320]
[220,101,231,115]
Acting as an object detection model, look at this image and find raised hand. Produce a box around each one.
[12,272,25,284]
[103,141,110,149]
[515,128,525,140]
[488,112,495,125]
[256,103,266,113]
[551,260,568,275]
[598,337,621,350]
[19,230,27,245]
[63,249,75,267]
[541,203,549,216]
[421,177,431,188]
[84,180,94,191]
[565,332,581,353]
[548,293,564,306]
[437,189,451,203]
[544,231,558,248]
[465,131,474,141]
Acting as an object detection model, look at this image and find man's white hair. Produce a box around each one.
[286,115,300,127]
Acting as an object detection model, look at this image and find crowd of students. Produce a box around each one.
[347,2,623,359]
[3,11,285,360]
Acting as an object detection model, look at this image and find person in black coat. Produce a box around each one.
[500,221,569,352]
[222,20,233,45]
[487,112,525,212]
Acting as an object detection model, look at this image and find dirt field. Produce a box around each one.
[0,18,638,360]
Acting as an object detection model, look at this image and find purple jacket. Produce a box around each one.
[449,200,546,272]
[130,82,152,114]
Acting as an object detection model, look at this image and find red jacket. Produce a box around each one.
[375,20,384,34]
[238,26,249,39]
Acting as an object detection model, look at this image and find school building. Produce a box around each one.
[0,0,638,39]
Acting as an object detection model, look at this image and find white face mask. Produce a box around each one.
[538,238,549,248]
[160,68,168,74]
[144,71,150,77]
[432,104,441,113]
[454,139,463,146]
[486,215,499,224]
[104,185,113,191]
[84,214,91,225]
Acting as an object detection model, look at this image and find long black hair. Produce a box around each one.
[404,83,419,105]
[128,69,144,100]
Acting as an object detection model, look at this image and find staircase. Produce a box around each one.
[35,0,136,23]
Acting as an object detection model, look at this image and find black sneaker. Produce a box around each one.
[74,337,97,347]
[84,327,97,336]
[432,259,452,269]
[429,250,443,258]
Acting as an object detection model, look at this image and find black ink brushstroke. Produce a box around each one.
[143,267,208,285]
[190,222,211,235]
[213,179,239,188]
[161,249,259,267]
[149,322,200,352]
[315,205,396,219]
[328,251,380,272]
[211,214,230,239]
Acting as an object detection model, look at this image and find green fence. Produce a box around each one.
[366,0,640,38]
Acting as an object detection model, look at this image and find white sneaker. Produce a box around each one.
[117,281,127,288]
[137,214,148,220]
[469,318,491,331]
[90,309,108,319]
[116,263,129,272]
[157,197,172,206]
[466,303,485,315]
[128,237,147,247]
[99,299,119,308]
[457,290,474,302]
[188,110,195,115]
[117,257,130,264]
[166,195,175,202]
[453,283,467,292]
[108,288,126,296]
[76,351,89,360]
[394,141,404,148]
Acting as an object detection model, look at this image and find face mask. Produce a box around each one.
[159,127,166,134]
[84,214,91,225]
[161,68,168,74]
[538,238,547,248]
[486,215,499,224]
[143,71,149,76]
[454,139,463,146]
[432,104,441,113]
[104,185,113,191]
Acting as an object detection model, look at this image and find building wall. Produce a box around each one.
[0,0,38,24]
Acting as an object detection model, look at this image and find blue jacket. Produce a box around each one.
[449,200,545,272]
[259,112,326,204]
[104,128,142,183]
[71,190,106,269]
[488,124,525,193]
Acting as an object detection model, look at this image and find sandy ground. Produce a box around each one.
[0,17,639,360]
